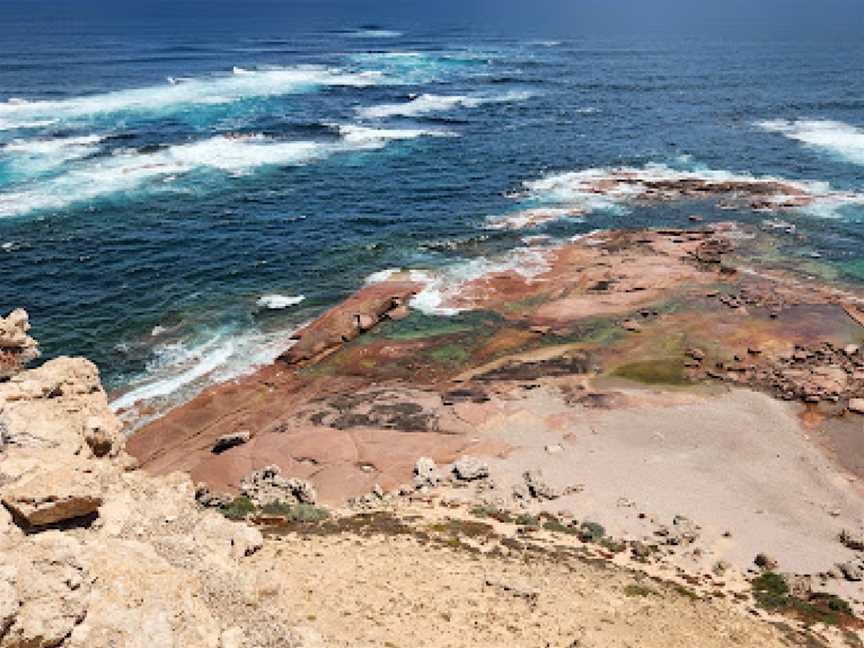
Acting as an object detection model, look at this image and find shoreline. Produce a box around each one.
[4,221,864,646]
[123,223,864,588]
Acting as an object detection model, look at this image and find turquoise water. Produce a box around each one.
[1,1,862,417]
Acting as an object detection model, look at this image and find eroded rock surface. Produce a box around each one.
[0,309,39,381]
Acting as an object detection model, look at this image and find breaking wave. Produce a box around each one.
[256,294,305,310]
[0,127,452,218]
[0,65,381,130]
[357,91,534,119]
[757,119,864,166]
[110,325,298,428]
[365,249,552,316]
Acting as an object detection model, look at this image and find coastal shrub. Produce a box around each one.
[261,501,330,522]
[752,573,856,626]
[515,514,540,528]
[579,521,606,543]
[542,517,578,535]
[624,584,655,598]
[221,496,255,520]
[471,506,515,524]
[598,537,627,554]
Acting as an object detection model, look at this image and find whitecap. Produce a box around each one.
[2,134,105,175]
[256,294,305,310]
[346,29,402,38]
[357,90,533,120]
[0,65,381,130]
[334,124,456,146]
[0,127,454,218]
[757,119,864,166]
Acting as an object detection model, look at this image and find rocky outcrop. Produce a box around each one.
[0,357,124,458]
[1,455,103,529]
[0,331,298,648]
[0,309,39,381]
[280,281,418,366]
[240,465,318,506]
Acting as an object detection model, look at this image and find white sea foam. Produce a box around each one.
[357,91,533,119]
[335,123,455,146]
[0,127,448,217]
[364,267,403,284]
[514,163,864,223]
[111,325,300,426]
[0,66,380,130]
[399,249,553,317]
[346,29,402,38]
[2,134,105,175]
[757,119,864,166]
[256,294,305,309]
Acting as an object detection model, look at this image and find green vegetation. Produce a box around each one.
[220,496,255,520]
[515,514,540,528]
[578,521,606,542]
[612,358,691,386]
[425,342,471,365]
[260,501,330,522]
[542,517,578,535]
[752,572,856,626]
[624,584,655,598]
[220,497,330,523]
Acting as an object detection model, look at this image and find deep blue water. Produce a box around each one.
[1,1,863,418]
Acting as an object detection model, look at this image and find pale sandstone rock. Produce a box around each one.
[0,309,39,380]
[849,398,864,415]
[0,532,90,648]
[193,514,264,561]
[0,357,122,458]
[452,456,489,481]
[1,455,104,528]
[67,540,221,648]
[414,457,443,488]
[240,465,317,506]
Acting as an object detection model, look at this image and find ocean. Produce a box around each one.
[1,0,863,421]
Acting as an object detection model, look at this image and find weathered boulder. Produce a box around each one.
[523,469,561,500]
[240,465,317,506]
[0,532,90,648]
[0,309,39,381]
[1,455,104,529]
[67,540,222,648]
[413,457,443,488]
[452,456,489,481]
[849,399,864,415]
[0,357,123,458]
[193,514,264,560]
[837,561,863,582]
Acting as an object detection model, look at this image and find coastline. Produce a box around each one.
[124,222,864,587]
[4,221,864,646]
